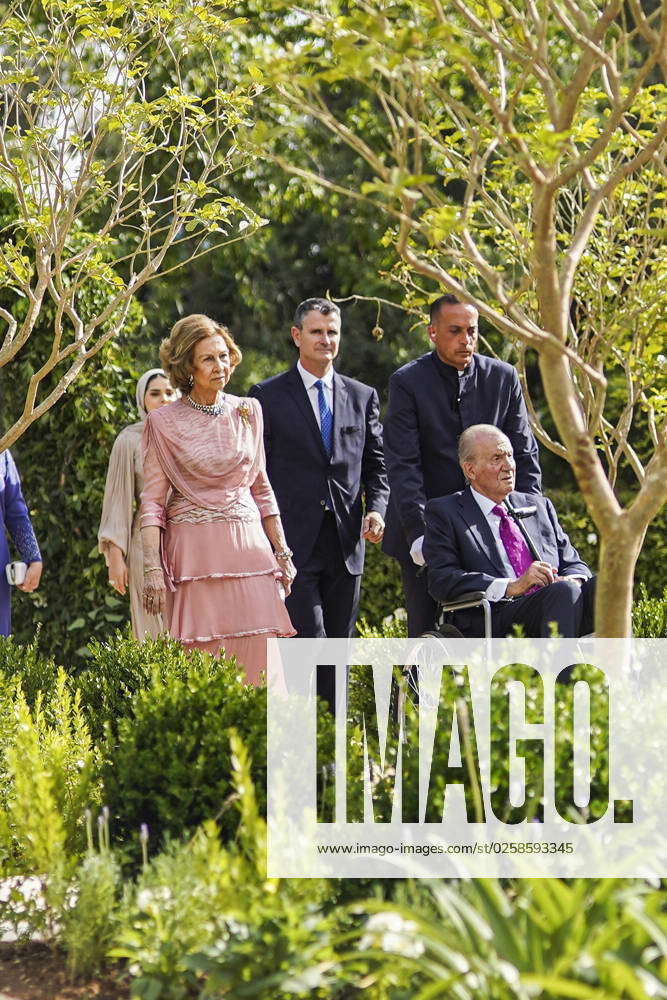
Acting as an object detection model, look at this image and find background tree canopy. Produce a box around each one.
[1,0,665,656]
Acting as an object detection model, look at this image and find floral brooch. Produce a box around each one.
[238,401,252,427]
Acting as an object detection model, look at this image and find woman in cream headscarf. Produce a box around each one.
[98,368,177,639]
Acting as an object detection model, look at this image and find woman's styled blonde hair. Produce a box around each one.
[159,314,242,393]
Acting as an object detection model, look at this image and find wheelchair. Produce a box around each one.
[401,587,593,714]
[399,591,491,715]
[421,590,492,640]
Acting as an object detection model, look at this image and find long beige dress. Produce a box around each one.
[98,422,163,640]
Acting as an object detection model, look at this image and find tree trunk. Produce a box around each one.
[595,521,643,637]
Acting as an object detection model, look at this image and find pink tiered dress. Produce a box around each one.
[140,395,294,685]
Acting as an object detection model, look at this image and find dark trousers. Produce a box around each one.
[286,513,361,639]
[471,577,596,638]
[286,512,360,710]
[399,555,439,637]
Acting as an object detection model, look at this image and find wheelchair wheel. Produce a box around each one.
[400,629,462,713]
[421,625,466,640]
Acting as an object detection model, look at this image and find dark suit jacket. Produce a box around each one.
[383,351,541,559]
[424,488,591,606]
[249,367,389,575]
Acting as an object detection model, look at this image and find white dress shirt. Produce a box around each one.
[297,360,334,427]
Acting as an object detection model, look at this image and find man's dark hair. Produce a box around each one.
[293,297,341,330]
[429,293,461,324]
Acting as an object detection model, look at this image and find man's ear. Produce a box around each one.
[462,460,475,483]
[427,325,436,345]
[290,326,301,348]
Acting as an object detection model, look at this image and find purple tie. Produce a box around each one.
[492,504,534,578]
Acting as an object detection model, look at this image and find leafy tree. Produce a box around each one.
[251,0,667,636]
[7,323,144,663]
[0,0,263,448]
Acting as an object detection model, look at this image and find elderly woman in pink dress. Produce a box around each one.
[140,314,296,685]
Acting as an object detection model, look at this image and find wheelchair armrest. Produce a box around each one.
[438,591,493,639]
[439,591,487,612]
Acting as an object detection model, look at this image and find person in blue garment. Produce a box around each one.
[0,449,42,636]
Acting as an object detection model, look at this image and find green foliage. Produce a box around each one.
[77,632,205,743]
[0,631,59,709]
[113,735,340,1000]
[0,1,263,449]
[0,627,665,993]
[549,488,667,601]
[351,878,667,999]
[633,585,667,639]
[0,185,147,664]
[357,610,408,639]
[358,541,405,630]
[61,814,121,980]
[0,671,101,874]
[100,652,268,859]
[0,671,101,945]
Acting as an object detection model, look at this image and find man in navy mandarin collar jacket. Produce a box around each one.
[383,294,542,636]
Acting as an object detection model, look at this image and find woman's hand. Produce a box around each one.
[276,555,296,597]
[17,561,42,593]
[143,567,166,616]
[107,545,129,595]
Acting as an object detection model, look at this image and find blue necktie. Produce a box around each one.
[315,379,333,457]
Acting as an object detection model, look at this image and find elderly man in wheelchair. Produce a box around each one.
[422,425,595,640]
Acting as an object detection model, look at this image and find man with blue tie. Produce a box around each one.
[249,298,389,647]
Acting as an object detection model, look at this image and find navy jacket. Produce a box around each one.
[249,367,389,575]
[383,351,541,559]
[424,488,591,604]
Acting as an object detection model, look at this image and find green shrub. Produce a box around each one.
[0,632,60,709]
[0,671,101,873]
[113,736,340,1000]
[0,672,101,944]
[549,488,667,599]
[61,813,121,980]
[349,878,667,999]
[632,584,667,638]
[76,632,204,744]
[357,609,408,639]
[100,653,268,860]
[359,542,404,629]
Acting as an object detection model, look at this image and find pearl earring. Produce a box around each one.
[188,374,193,387]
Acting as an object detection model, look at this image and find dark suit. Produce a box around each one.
[424,488,595,637]
[383,351,542,635]
[249,366,389,640]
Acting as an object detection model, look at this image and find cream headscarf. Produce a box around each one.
[136,368,168,421]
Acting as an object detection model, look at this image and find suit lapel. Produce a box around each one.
[331,372,348,462]
[286,366,329,462]
[459,488,507,575]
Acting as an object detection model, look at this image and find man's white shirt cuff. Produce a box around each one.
[486,578,512,602]
[410,535,425,566]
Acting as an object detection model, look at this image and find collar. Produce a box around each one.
[431,350,476,382]
[470,487,506,518]
[297,360,335,391]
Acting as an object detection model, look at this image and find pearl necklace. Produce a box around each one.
[185,393,225,417]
